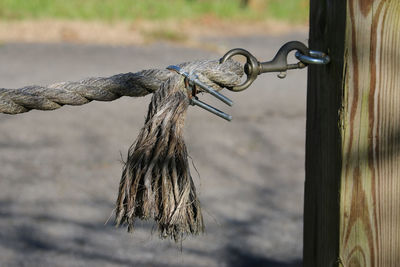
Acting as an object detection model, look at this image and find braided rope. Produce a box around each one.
[0,60,244,114]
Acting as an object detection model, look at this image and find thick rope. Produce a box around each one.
[0,60,243,114]
[0,58,244,241]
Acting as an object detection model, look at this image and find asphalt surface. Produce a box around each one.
[0,31,308,267]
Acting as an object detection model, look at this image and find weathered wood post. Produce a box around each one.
[304,1,400,266]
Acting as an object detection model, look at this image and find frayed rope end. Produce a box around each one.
[115,75,204,242]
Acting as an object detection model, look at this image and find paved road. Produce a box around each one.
[0,31,307,267]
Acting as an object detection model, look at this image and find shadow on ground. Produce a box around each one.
[0,199,302,267]
[226,247,301,267]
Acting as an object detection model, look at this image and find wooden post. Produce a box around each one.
[304,1,400,266]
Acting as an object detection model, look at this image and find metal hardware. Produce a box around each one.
[167,65,233,121]
[167,65,233,106]
[166,42,330,121]
[295,50,330,65]
[220,41,330,91]
[191,97,232,121]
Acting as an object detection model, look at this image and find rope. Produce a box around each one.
[0,57,244,241]
[0,60,244,114]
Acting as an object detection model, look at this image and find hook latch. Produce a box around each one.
[220,41,330,91]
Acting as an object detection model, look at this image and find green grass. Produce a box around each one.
[0,0,308,23]
[267,0,309,23]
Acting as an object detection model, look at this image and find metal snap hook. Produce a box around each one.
[220,41,328,92]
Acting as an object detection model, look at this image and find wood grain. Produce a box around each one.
[340,1,400,266]
[305,0,400,266]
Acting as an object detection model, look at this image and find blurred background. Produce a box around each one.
[0,1,308,266]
